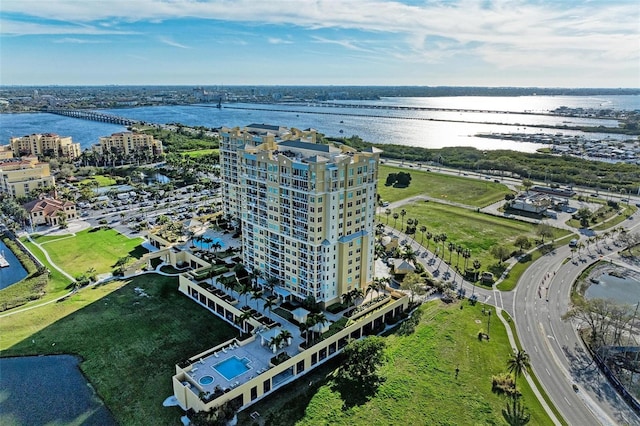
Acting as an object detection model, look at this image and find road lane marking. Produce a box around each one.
[564,397,572,407]
[546,368,551,376]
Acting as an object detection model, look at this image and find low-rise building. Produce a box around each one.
[0,157,55,198]
[93,132,164,158]
[8,133,81,159]
[23,196,77,226]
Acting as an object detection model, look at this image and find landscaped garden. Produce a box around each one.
[1,274,237,426]
[377,164,512,207]
[237,300,554,425]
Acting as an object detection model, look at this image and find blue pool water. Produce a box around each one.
[199,375,214,386]
[194,234,225,251]
[213,357,251,381]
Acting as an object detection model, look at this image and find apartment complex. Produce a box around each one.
[220,124,381,306]
[93,132,164,157]
[0,144,13,160]
[0,157,55,198]
[7,133,81,159]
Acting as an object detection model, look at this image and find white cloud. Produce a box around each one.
[53,37,107,44]
[1,0,638,84]
[158,36,190,49]
[268,37,292,44]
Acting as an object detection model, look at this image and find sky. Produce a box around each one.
[1,0,639,88]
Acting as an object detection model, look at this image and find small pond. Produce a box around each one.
[585,271,640,306]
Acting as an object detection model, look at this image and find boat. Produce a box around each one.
[0,251,9,268]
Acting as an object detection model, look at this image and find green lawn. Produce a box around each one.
[79,175,117,187]
[30,228,146,277]
[242,301,553,426]
[379,201,569,273]
[377,165,512,207]
[183,148,219,157]
[1,274,237,426]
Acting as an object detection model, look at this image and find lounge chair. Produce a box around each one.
[214,352,219,358]
[222,347,227,353]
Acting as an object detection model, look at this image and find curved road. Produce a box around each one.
[509,212,640,426]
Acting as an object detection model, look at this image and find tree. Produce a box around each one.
[536,223,554,244]
[473,259,482,281]
[251,288,264,310]
[400,271,425,304]
[400,209,407,230]
[563,298,632,348]
[522,178,533,193]
[263,297,277,319]
[491,245,510,265]
[514,236,532,253]
[502,395,531,426]
[575,207,593,228]
[462,248,472,271]
[506,349,530,393]
[235,310,254,334]
[339,336,387,387]
[384,208,391,224]
[419,225,427,245]
[439,233,448,257]
[425,231,433,251]
[447,241,455,264]
[238,281,252,306]
[392,212,399,230]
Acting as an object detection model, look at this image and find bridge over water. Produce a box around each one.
[43,109,143,126]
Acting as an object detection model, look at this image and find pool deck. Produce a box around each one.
[182,319,305,394]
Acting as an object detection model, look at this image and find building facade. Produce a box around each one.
[93,132,164,157]
[8,133,81,159]
[23,197,77,226]
[220,124,381,306]
[0,157,55,198]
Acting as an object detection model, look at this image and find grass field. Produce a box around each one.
[377,165,512,207]
[1,274,237,426]
[183,149,219,157]
[379,201,569,272]
[79,175,117,187]
[239,300,553,426]
[30,228,146,277]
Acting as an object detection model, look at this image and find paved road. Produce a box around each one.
[509,212,640,426]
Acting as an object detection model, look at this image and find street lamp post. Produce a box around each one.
[487,310,492,338]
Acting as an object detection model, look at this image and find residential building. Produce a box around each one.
[8,133,81,159]
[220,124,382,306]
[0,144,13,160]
[23,196,77,226]
[0,157,55,198]
[93,132,164,158]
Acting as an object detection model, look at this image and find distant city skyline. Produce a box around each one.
[1,0,638,88]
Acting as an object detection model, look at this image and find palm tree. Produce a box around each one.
[440,233,448,257]
[263,297,277,319]
[265,276,279,295]
[238,281,252,307]
[392,212,399,230]
[462,248,471,271]
[425,231,433,251]
[400,209,407,230]
[433,234,441,256]
[385,208,391,225]
[403,246,417,265]
[350,288,364,307]
[269,334,283,353]
[404,217,412,234]
[309,312,328,341]
[342,291,354,310]
[419,225,427,246]
[507,349,531,394]
[447,241,455,264]
[278,329,293,346]
[502,395,531,426]
[235,310,254,334]
[251,288,264,310]
[455,245,463,268]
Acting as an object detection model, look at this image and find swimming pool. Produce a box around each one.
[199,375,214,386]
[194,233,225,250]
[213,356,251,381]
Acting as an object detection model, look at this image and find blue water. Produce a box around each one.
[194,235,225,251]
[1,95,638,153]
[0,239,28,289]
[199,375,214,386]
[213,356,251,381]
[585,273,640,306]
